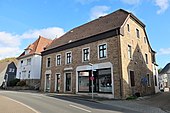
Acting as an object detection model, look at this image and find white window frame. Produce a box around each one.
[65,51,72,64]
[82,47,90,62]
[56,54,61,66]
[98,43,107,60]
[27,58,31,65]
[46,57,51,68]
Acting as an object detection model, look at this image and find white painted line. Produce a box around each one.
[69,104,91,112]
[4,96,40,113]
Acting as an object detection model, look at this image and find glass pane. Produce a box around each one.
[79,72,89,91]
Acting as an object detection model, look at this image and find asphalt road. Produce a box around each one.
[0,90,140,113]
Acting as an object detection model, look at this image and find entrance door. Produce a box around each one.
[45,74,50,92]
[65,73,71,91]
[55,74,61,92]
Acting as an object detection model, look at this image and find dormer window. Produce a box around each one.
[25,49,31,55]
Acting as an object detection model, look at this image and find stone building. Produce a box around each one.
[40,9,158,99]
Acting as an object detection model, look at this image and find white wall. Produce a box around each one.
[16,54,42,80]
[152,64,159,93]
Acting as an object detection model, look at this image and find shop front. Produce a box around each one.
[76,62,114,97]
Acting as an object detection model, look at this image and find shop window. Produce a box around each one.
[78,72,89,92]
[98,69,112,93]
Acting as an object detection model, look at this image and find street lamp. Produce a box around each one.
[89,63,94,100]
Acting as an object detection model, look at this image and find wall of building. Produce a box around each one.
[40,35,124,99]
[120,17,155,97]
[16,55,41,80]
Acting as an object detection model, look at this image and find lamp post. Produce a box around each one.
[89,63,94,100]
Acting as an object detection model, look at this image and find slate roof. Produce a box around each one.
[18,36,52,59]
[160,63,170,74]
[46,9,135,50]
[43,9,155,55]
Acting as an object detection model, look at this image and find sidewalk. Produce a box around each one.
[0,95,38,113]
[47,93,167,113]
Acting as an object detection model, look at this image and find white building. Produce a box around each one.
[159,63,170,92]
[16,36,52,88]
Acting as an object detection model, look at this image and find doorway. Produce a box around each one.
[55,74,61,92]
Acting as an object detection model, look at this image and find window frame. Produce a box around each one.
[98,43,107,59]
[27,58,31,65]
[129,70,135,87]
[46,57,51,68]
[127,24,130,32]
[136,28,140,38]
[145,53,148,64]
[65,51,72,64]
[82,47,90,62]
[56,54,61,66]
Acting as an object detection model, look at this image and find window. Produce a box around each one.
[154,75,157,86]
[130,70,135,87]
[56,54,61,65]
[27,58,31,65]
[66,52,72,64]
[144,37,147,43]
[145,53,148,64]
[136,29,140,38]
[98,44,107,59]
[21,60,23,67]
[78,72,89,92]
[98,69,112,93]
[128,45,132,59]
[82,48,90,62]
[9,68,13,72]
[28,71,31,78]
[152,54,155,63]
[127,24,130,32]
[147,74,151,86]
[12,69,15,72]
[46,57,51,68]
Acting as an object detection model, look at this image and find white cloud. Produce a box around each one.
[157,48,170,55]
[90,6,110,20]
[155,0,169,14]
[21,27,65,39]
[0,27,65,59]
[121,0,141,5]
[0,32,21,59]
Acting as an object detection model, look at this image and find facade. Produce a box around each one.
[40,9,158,99]
[16,36,52,88]
[0,61,17,88]
[159,63,170,92]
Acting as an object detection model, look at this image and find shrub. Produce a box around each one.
[16,80,26,86]
[9,79,20,86]
[126,95,138,100]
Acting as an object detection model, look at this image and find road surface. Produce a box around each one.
[0,90,140,113]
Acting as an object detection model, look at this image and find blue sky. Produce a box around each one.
[0,0,169,68]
